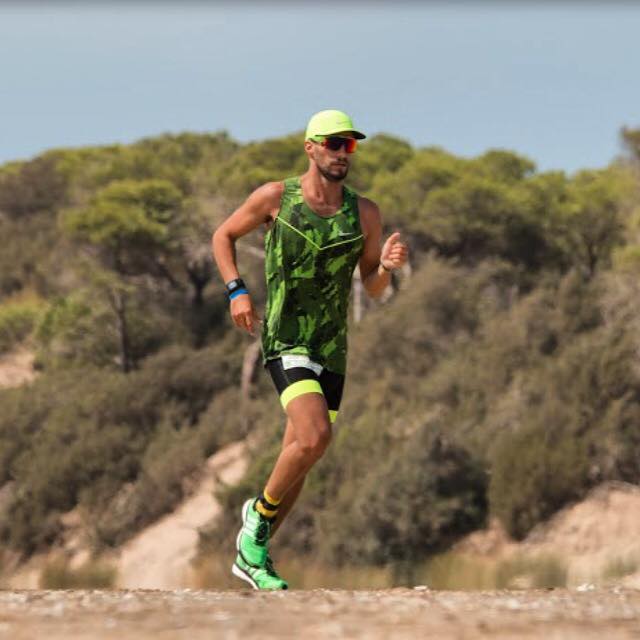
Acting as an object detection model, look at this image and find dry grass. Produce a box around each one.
[191,551,567,591]
[40,558,117,589]
[191,553,395,590]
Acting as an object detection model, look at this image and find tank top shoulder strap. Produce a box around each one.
[342,185,362,234]
[283,176,302,198]
[278,177,302,217]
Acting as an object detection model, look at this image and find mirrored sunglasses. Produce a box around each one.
[313,136,357,153]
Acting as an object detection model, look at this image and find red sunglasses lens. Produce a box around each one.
[322,137,357,153]
[344,138,357,153]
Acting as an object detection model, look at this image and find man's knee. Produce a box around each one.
[298,419,332,461]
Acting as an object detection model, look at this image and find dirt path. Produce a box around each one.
[2,587,640,639]
[115,441,248,589]
[0,348,36,389]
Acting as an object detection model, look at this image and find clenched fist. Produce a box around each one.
[380,232,408,271]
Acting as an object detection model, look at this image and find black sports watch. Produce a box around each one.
[225,278,248,299]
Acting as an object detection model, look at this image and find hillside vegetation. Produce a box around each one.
[1,128,640,570]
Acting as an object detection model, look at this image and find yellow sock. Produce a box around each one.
[255,489,281,519]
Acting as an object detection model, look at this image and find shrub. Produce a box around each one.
[488,321,640,539]
[0,297,44,353]
[0,155,68,217]
[489,423,590,540]
[92,423,204,547]
[0,339,243,554]
[317,427,488,567]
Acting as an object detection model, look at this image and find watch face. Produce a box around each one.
[228,281,238,291]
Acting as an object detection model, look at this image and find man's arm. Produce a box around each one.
[358,197,408,299]
[212,181,283,335]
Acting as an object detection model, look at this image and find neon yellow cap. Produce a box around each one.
[305,109,366,141]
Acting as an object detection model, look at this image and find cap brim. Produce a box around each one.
[313,128,366,140]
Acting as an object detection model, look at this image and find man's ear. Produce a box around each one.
[303,139,315,158]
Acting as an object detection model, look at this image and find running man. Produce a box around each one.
[212,109,408,589]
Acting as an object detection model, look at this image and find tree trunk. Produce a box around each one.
[110,288,132,373]
[185,250,213,307]
[241,339,262,401]
[187,269,207,307]
[353,270,363,324]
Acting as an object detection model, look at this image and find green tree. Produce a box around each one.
[208,133,306,198]
[470,149,536,183]
[621,126,640,163]
[559,168,629,277]
[62,179,184,371]
[0,154,68,217]
[349,134,414,193]
[368,147,466,232]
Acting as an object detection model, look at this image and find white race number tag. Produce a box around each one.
[281,354,323,376]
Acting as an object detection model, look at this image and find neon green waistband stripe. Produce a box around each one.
[329,410,338,423]
[281,379,324,409]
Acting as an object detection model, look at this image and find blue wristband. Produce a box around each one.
[229,288,249,301]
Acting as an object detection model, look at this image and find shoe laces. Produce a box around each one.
[255,516,271,545]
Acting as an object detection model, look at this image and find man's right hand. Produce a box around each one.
[230,294,262,336]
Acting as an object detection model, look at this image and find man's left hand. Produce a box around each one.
[380,232,408,271]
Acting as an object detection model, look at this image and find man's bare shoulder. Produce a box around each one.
[357,195,382,235]
[244,181,283,221]
[252,181,285,206]
[357,195,381,215]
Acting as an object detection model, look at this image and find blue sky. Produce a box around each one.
[1,2,639,172]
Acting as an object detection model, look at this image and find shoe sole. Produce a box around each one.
[231,562,258,590]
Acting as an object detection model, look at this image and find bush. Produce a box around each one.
[0,339,243,554]
[0,154,68,217]
[318,427,488,567]
[93,422,204,547]
[0,297,44,353]
[489,423,590,540]
[489,320,640,539]
[0,214,66,299]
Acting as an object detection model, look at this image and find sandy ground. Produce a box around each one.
[456,482,640,588]
[0,348,36,389]
[2,587,640,640]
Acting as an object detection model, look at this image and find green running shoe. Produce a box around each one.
[236,498,271,568]
[232,552,288,590]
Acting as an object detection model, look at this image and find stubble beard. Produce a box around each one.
[318,161,349,183]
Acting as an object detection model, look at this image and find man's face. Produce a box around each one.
[306,132,355,182]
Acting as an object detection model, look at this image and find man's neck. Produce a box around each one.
[300,168,344,206]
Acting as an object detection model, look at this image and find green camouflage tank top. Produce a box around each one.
[261,177,365,375]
